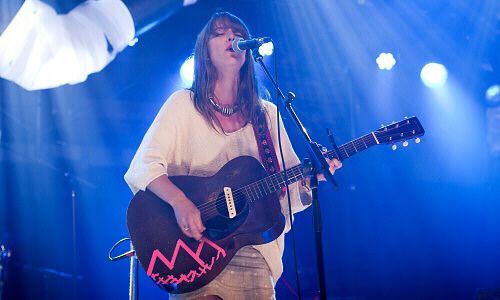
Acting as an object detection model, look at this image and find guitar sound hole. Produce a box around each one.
[204,192,249,240]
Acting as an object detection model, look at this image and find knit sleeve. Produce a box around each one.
[124,90,186,194]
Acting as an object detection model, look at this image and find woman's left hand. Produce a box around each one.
[317,158,342,181]
[301,158,342,191]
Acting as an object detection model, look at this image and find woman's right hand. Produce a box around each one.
[171,196,206,241]
[146,175,206,241]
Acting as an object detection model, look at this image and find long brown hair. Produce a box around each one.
[190,11,265,133]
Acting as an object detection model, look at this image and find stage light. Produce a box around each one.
[376,52,396,70]
[486,84,500,104]
[0,0,199,91]
[420,63,447,88]
[258,42,274,56]
[180,56,194,87]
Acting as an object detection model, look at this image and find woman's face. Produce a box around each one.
[208,24,246,74]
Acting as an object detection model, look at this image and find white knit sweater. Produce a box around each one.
[124,89,311,282]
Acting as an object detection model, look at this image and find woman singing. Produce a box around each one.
[125,11,341,299]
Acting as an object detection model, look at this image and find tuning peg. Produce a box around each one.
[415,138,421,144]
[403,141,409,147]
[391,144,397,150]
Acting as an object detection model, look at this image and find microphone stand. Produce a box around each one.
[252,50,339,300]
[109,238,138,300]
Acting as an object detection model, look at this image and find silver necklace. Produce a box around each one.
[208,96,240,116]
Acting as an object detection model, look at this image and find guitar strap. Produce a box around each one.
[253,114,281,176]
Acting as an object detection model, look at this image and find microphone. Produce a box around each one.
[232,37,272,53]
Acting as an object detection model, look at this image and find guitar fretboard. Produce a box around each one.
[241,132,378,201]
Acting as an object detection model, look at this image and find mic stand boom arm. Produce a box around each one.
[252,49,337,300]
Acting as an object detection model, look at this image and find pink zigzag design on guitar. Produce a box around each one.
[146,238,227,282]
[151,256,218,285]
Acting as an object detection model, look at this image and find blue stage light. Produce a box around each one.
[180,56,194,87]
[376,52,396,70]
[420,63,448,88]
[258,42,274,56]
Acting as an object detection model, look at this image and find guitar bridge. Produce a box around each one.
[223,187,236,219]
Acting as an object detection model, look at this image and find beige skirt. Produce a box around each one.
[168,246,275,300]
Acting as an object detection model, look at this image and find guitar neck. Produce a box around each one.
[324,132,379,161]
[242,132,379,201]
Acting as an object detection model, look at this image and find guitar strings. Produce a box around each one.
[199,131,414,216]
[197,168,303,215]
[197,170,304,218]
[196,138,359,216]
[199,173,302,219]
[195,140,353,217]
[195,164,302,212]
[197,133,379,216]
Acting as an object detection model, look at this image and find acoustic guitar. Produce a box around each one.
[126,117,425,294]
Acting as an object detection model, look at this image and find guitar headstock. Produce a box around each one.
[374,117,425,146]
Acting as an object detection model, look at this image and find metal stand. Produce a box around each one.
[253,49,340,300]
[129,244,138,300]
[71,189,78,300]
[109,238,138,300]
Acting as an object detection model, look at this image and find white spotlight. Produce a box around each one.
[420,63,448,88]
[258,42,274,56]
[486,84,500,104]
[376,52,396,70]
[180,56,194,87]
